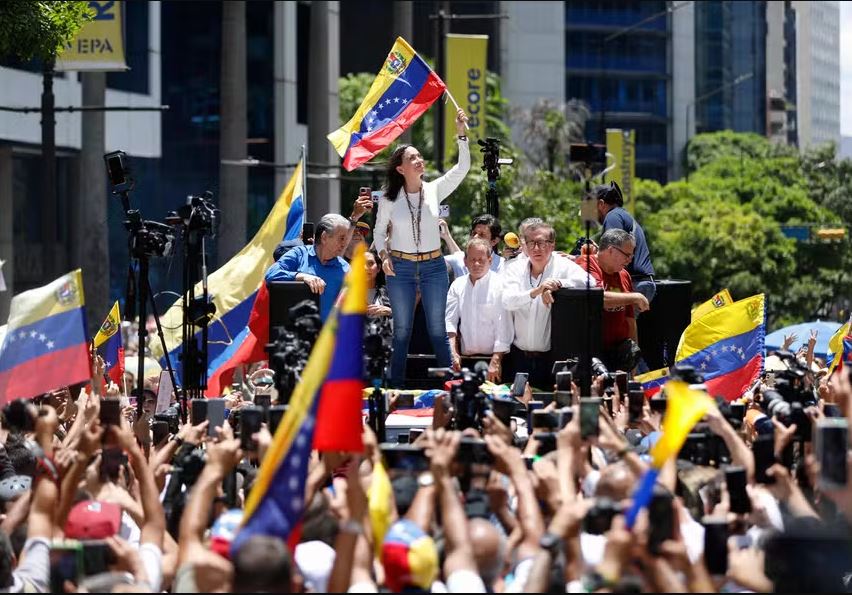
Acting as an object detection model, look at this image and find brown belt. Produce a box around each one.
[389,249,442,262]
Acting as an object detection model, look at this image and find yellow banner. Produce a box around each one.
[56,1,127,72]
[605,129,636,214]
[444,34,488,165]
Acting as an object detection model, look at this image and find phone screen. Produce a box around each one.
[648,487,674,554]
[532,410,558,430]
[702,518,728,575]
[99,398,121,427]
[512,373,529,397]
[50,545,81,593]
[817,419,848,489]
[240,408,263,451]
[580,398,600,438]
[614,371,628,395]
[381,444,429,472]
[151,421,169,446]
[627,390,644,423]
[725,466,751,514]
[753,434,776,485]
[268,405,287,435]
[206,398,226,437]
[190,399,208,427]
[556,371,573,392]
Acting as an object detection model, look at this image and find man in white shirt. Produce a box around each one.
[445,214,505,278]
[501,221,588,388]
[445,238,514,382]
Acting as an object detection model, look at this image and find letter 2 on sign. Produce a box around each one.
[90,1,116,20]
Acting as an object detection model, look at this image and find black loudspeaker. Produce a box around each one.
[551,287,604,361]
[636,279,692,371]
[268,281,320,336]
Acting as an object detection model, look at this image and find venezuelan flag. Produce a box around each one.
[634,367,669,398]
[675,294,765,401]
[328,37,447,171]
[691,288,733,322]
[231,246,367,553]
[0,270,90,403]
[153,160,305,396]
[94,301,124,386]
[625,381,714,527]
[827,318,852,375]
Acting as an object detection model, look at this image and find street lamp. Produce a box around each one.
[684,72,754,181]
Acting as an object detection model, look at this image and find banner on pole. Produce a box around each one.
[443,34,488,165]
[56,1,128,72]
[606,129,636,214]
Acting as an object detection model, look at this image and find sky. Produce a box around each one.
[842,2,851,137]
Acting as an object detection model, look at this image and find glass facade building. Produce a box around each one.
[565,1,671,183]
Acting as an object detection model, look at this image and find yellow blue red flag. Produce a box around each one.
[827,318,852,376]
[634,367,669,398]
[328,37,446,171]
[0,270,89,403]
[691,288,733,322]
[675,294,765,401]
[232,245,367,553]
[93,301,124,385]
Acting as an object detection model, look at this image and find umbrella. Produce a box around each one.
[765,320,843,359]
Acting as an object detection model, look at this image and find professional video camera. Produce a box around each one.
[761,350,815,441]
[364,315,392,380]
[266,300,322,404]
[478,137,514,218]
[428,362,501,432]
[165,191,220,236]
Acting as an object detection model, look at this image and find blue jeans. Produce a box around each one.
[386,255,452,387]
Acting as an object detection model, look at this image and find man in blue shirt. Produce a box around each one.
[595,182,657,304]
[265,213,352,321]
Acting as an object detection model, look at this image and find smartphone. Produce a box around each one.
[702,518,729,575]
[100,447,127,482]
[753,434,776,485]
[527,400,545,429]
[409,427,424,443]
[151,420,169,446]
[206,398,226,437]
[99,398,121,427]
[511,373,529,398]
[254,393,272,412]
[230,381,241,394]
[551,361,569,377]
[649,396,667,415]
[555,371,573,407]
[359,186,371,196]
[729,402,746,422]
[614,371,628,395]
[241,408,263,451]
[81,540,114,576]
[190,399,208,426]
[816,418,848,490]
[627,381,641,393]
[647,486,674,555]
[580,398,601,439]
[380,444,429,473]
[268,405,287,435]
[532,410,558,431]
[458,437,494,465]
[50,543,82,593]
[724,466,751,514]
[302,222,315,244]
[439,204,450,218]
[534,432,557,455]
[489,397,515,428]
[627,390,644,423]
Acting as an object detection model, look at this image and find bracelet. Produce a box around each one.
[340,520,364,535]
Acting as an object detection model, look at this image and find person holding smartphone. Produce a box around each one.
[373,108,470,387]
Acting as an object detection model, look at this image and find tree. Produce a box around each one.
[510,98,590,175]
[0,1,93,62]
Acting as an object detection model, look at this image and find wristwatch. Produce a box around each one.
[539,532,563,556]
[457,135,467,141]
[417,471,435,488]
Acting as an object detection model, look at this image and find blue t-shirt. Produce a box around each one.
[264,245,350,321]
[601,207,655,277]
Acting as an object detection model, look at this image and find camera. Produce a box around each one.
[761,350,815,440]
[583,498,623,535]
[266,300,322,404]
[478,137,513,182]
[591,357,615,389]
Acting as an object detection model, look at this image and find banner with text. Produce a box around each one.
[56,1,128,72]
[443,34,488,165]
[606,129,636,214]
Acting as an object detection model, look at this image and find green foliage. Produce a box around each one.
[686,130,795,175]
[0,1,94,63]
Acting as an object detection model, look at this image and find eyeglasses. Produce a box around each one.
[527,240,555,250]
[611,245,634,260]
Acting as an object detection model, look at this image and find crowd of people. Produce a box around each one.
[1,112,851,593]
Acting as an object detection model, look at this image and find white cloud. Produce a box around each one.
[841,2,852,136]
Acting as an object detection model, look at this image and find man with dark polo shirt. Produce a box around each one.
[575,229,650,371]
[594,182,656,304]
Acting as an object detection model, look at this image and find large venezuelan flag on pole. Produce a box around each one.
[232,246,367,554]
[154,160,305,396]
[675,293,765,401]
[328,37,447,171]
[826,318,852,376]
[93,301,124,386]
[0,270,90,404]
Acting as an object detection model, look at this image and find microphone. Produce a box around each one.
[504,232,520,249]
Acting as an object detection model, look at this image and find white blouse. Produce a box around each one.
[373,138,470,254]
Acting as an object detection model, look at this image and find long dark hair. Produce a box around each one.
[383,144,414,202]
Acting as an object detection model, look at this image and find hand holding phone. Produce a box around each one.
[580,397,601,439]
[511,373,529,398]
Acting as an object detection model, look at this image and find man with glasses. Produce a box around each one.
[501,221,587,388]
[575,228,650,372]
[445,238,513,382]
[595,182,656,304]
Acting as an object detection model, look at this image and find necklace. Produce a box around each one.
[403,186,423,251]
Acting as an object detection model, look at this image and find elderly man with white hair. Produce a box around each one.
[265,213,358,321]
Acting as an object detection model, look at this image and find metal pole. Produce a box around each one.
[41,60,56,279]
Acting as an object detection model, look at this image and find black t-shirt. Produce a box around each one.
[601,207,655,277]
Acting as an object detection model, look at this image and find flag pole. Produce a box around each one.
[300,144,308,237]
[443,91,469,130]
